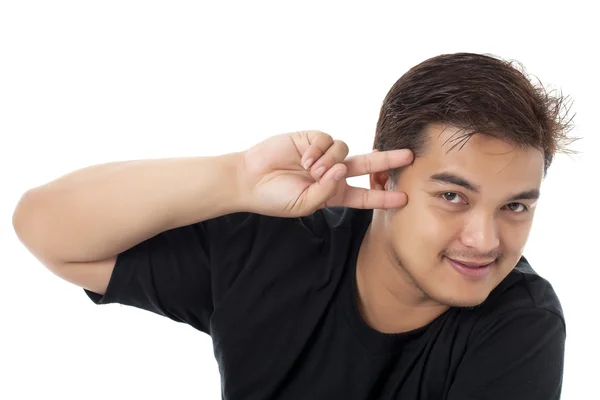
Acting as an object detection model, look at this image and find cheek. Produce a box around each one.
[499,219,533,255]
[389,201,459,253]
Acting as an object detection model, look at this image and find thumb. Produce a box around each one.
[302,163,347,211]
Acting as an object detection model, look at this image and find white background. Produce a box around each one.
[2,1,598,399]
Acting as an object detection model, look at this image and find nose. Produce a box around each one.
[460,211,500,253]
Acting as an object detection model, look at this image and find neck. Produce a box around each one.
[355,214,449,334]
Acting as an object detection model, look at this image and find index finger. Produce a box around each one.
[343,149,414,178]
[336,186,409,210]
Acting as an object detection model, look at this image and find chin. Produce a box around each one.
[433,293,490,309]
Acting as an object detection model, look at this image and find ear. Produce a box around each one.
[370,171,391,190]
[369,150,391,190]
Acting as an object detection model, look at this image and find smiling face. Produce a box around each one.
[373,123,545,308]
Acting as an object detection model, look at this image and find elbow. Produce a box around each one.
[13,190,34,236]
[12,188,46,248]
[13,188,65,267]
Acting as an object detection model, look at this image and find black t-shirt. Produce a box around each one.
[85,207,566,399]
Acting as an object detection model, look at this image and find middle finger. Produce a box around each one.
[344,149,414,178]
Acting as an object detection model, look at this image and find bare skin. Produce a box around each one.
[13,127,542,336]
[356,123,544,333]
[241,130,413,216]
[12,130,413,294]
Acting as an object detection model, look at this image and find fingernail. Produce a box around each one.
[334,170,345,181]
[315,166,326,178]
[304,158,314,170]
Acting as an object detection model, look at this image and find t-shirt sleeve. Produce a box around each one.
[447,308,566,400]
[83,212,271,335]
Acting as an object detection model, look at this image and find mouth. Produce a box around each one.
[445,257,495,279]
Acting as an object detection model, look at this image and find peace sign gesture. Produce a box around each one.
[240,130,413,217]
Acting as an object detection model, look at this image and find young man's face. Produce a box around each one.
[379,123,544,308]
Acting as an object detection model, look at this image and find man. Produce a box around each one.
[13,52,575,399]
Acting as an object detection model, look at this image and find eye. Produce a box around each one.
[440,192,466,205]
[504,203,529,213]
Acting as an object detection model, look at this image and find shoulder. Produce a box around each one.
[450,262,566,399]
[470,256,566,337]
[318,206,373,231]
[205,206,372,238]
[486,257,563,318]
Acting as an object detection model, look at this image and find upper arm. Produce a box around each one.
[53,211,297,335]
[81,222,215,333]
[51,256,116,296]
[448,308,566,400]
[78,212,270,334]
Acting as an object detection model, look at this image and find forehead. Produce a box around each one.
[415,123,544,189]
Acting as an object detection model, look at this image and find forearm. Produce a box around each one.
[13,152,246,263]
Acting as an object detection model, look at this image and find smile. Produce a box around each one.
[445,257,494,279]
[447,258,494,268]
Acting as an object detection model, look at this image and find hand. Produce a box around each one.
[239,130,413,217]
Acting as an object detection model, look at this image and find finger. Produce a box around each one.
[300,131,334,170]
[308,140,350,181]
[344,149,414,178]
[340,186,409,210]
[301,163,348,212]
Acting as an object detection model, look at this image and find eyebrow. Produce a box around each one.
[429,172,540,202]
